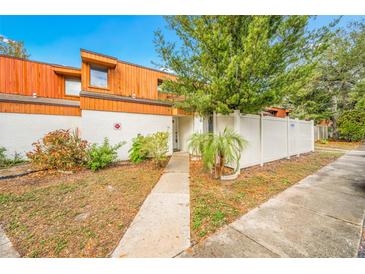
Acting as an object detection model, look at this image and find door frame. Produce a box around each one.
[172,117,180,151]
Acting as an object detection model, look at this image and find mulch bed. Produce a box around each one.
[0,163,37,180]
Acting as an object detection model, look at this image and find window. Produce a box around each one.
[157,79,164,92]
[65,77,81,96]
[90,65,108,88]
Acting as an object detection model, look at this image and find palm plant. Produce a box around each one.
[188,127,247,179]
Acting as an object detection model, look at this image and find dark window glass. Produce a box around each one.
[90,66,108,88]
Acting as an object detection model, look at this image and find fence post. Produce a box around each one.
[286,116,290,159]
[233,109,241,174]
[311,120,315,152]
[296,118,300,157]
[233,109,241,133]
[260,112,264,167]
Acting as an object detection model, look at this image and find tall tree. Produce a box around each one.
[288,21,365,138]
[155,16,331,116]
[0,35,30,59]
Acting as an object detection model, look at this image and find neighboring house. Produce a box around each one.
[264,107,290,118]
[0,50,202,159]
[318,119,332,127]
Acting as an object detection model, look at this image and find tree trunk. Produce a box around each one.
[332,94,339,140]
[213,157,219,179]
[217,154,224,179]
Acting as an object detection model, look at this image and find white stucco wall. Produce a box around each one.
[178,116,194,152]
[81,110,173,160]
[0,112,81,158]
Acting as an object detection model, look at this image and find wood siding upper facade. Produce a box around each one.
[0,50,178,116]
[80,50,175,100]
[0,55,80,100]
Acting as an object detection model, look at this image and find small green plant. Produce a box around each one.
[87,138,125,171]
[128,134,149,163]
[319,139,328,145]
[144,131,169,167]
[26,129,89,171]
[188,127,247,179]
[0,147,7,167]
[0,147,26,168]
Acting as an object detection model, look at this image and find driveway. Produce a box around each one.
[181,144,365,258]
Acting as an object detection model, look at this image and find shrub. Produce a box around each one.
[128,134,149,164]
[319,139,328,145]
[87,138,125,171]
[144,131,169,167]
[26,129,89,171]
[0,147,7,168]
[188,127,247,179]
[337,110,365,141]
[0,147,25,168]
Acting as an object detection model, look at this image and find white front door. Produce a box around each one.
[172,117,179,151]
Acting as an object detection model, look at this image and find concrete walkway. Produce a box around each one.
[0,226,20,257]
[111,152,190,258]
[181,145,365,258]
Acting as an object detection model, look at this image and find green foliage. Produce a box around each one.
[26,129,89,171]
[288,21,365,136]
[87,138,125,171]
[188,127,247,179]
[337,110,365,141]
[319,139,329,145]
[155,16,331,116]
[128,134,149,163]
[144,131,169,167]
[0,35,30,59]
[0,147,25,168]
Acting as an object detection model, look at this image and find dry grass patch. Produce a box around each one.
[190,151,343,242]
[0,161,165,257]
[316,140,361,150]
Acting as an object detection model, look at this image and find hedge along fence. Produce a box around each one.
[214,111,314,169]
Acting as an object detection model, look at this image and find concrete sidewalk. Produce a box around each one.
[0,226,20,257]
[181,145,365,258]
[111,152,190,258]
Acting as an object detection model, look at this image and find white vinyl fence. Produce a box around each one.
[314,125,329,141]
[214,111,314,169]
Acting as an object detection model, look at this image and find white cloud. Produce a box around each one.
[0,34,11,44]
[161,67,175,74]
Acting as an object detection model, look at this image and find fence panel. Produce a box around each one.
[239,115,261,167]
[297,120,313,153]
[262,116,287,162]
[215,113,314,169]
[314,125,329,141]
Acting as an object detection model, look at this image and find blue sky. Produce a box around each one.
[0,15,363,69]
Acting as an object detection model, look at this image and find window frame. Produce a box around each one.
[157,79,164,93]
[89,64,109,90]
[64,77,81,97]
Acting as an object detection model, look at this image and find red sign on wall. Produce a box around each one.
[113,123,121,130]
